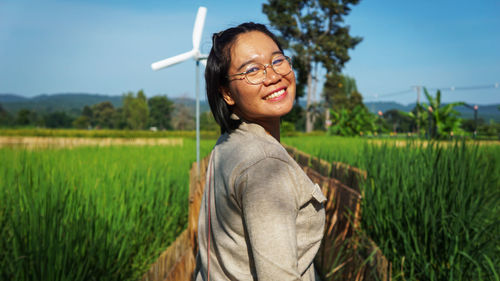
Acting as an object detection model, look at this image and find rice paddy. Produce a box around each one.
[0,139,214,281]
[1,132,499,280]
[284,136,500,280]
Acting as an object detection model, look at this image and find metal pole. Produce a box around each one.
[196,60,200,176]
[474,105,478,139]
[416,86,421,137]
[428,109,432,139]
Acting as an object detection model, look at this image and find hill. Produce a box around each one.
[0,93,123,115]
[0,93,212,116]
[364,101,500,122]
[1,93,498,122]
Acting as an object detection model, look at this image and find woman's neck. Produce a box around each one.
[258,119,281,142]
[233,111,281,142]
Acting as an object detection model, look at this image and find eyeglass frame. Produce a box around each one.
[227,55,293,85]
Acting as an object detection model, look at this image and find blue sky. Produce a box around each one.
[1,0,499,105]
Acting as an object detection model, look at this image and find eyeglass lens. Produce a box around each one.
[245,56,292,84]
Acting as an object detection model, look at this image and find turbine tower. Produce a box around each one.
[151,6,208,175]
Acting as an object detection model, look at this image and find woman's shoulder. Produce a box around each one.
[219,126,289,164]
[213,124,319,209]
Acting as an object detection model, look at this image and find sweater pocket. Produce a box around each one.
[296,183,326,249]
[311,183,327,204]
[299,184,327,219]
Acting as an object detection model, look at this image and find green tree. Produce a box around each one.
[72,104,93,129]
[323,73,366,131]
[82,105,93,119]
[263,0,362,132]
[15,109,39,127]
[407,88,464,139]
[200,111,219,132]
[282,102,305,131]
[323,73,365,111]
[44,111,74,128]
[72,105,94,129]
[123,90,149,130]
[461,118,485,133]
[280,120,297,136]
[111,108,127,129]
[404,105,427,136]
[308,101,325,131]
[0,104,13,126]
[383,109,413,133]
[72,116,91,129]
[91,101,116,129]
[477,120,499,137]
[328,105,377,136]
[425,88,465,138]
[148,95,174,130]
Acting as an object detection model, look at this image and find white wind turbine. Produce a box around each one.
[151,6,208,175]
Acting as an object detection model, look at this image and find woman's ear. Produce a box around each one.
[221,87,235,106]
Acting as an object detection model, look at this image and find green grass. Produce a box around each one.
[284,136,500,280]
[0,140,214,281]
[284,135,367,165]
[2,129,499,280]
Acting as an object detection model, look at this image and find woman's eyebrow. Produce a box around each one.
[236,59,257,72]
[236,51,283,71]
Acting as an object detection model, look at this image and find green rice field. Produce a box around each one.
[284,136,500,281]
[1,132,499,280]
[0,140,214,281]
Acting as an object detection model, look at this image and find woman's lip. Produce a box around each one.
[264,89,287,102]
[263,87,287,100]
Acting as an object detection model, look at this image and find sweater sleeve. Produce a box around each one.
[237,157,302,281]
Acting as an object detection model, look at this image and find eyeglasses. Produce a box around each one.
[228,55,292,85]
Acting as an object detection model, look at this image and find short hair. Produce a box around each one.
[205,22,284,134]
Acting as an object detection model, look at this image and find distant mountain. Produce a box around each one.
[364,102,414,113]
[0,93,122,115]
[1,93,498,122]
[365,101,500,122]
[0,93,211,117]
[297,100,499,122]
[0,94,28,103]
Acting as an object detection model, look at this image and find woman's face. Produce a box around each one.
[222,31,296,125]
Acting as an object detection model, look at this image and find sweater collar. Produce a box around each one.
[230,113,279,143]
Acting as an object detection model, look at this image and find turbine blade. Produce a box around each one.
[192,6,207,52]
[151,50,196,70]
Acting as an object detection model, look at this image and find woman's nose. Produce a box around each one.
[262,67,281,85]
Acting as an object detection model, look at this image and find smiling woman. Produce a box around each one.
[195,23,326,281]
[222,31,296,138]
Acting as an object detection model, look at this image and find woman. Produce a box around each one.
[195,22,326,281]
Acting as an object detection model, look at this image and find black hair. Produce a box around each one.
[205,22,284,134]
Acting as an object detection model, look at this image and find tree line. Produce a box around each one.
[0,90,219,131]
[0,88,497,138]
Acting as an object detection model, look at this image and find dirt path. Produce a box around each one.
[0,136,183,149]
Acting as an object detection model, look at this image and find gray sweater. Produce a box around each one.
[194,121,326,281]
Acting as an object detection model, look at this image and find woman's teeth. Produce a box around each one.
[264,89,285,100]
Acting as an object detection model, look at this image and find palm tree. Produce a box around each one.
[406,88,464,139]
[424,88,465,138]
